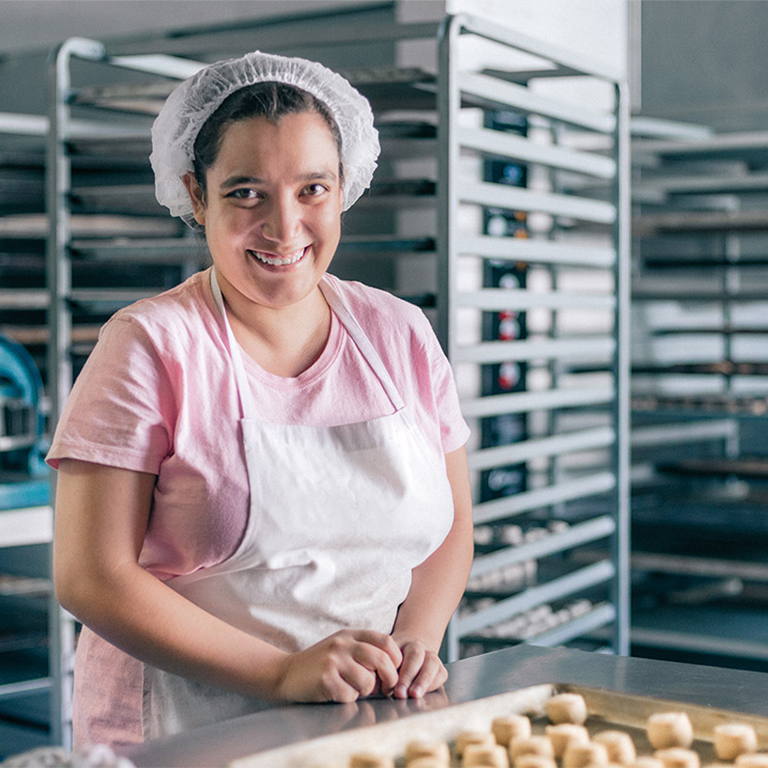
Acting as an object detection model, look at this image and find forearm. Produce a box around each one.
[391,516,473,651]
[58,557,288,699]
[54,459,287,700]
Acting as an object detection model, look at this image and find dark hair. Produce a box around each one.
[192,81,343,198]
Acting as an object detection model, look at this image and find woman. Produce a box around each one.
[48,50,473,747]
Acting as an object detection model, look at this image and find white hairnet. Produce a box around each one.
[150,51,380,223]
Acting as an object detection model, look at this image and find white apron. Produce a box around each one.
[141,270,455,739]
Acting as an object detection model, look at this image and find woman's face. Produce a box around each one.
[185,111,343,311]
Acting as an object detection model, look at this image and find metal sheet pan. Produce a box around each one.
[229,683,768,768]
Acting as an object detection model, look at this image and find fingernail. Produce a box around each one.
[411,685,423,698]
[395,685,407,698]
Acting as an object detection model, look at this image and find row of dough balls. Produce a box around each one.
[346,693,768,768]
[645,711,766,768]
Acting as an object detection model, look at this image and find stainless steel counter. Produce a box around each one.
[119,645,768,767]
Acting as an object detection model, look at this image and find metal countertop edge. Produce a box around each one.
[119,644,768,768]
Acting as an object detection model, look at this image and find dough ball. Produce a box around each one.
[464,743,510,767]
[546,724,590,758]
[714,723,758,761]
[647,713,694,749]
[408,759,449,768]
[654,748,700,768]
[493,715,532,746]
[514,756,557,768]
[547,693,589,725]
[510,735,555,763]
[593,730,637,765]
[563,742,609,768]
[405,739,450,766]
[456,731,496,756]
[349,752,395,768]
[735,754,768,768]
[632,759,664,768]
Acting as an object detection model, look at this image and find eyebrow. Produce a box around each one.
[219,171,338,189]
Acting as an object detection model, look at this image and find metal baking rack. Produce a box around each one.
[630,127,768,670]
[0,115,62,755]
[36,3,630,744]
[435,15,629,660]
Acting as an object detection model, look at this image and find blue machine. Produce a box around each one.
[0,334,50,510]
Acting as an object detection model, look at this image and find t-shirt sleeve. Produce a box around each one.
[46,315,175,474]
[418,313,471,455]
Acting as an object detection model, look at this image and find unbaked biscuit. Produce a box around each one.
[513,756,557,768]
[546,724,590,759]
[407,759,447,768]
[493,715,532,747]
[735,755,768,768]
[647,713,694,750]
[593,730,637,765]
[714,724,758,761]
[632,759,664,768]
[464,743,510,767]
[546,693,589,725]
[510,735,555,764]
[349,752,395,768]
[563,742,609,768]
[456,731,496,757]
[654,748,700,768]
[405,739,451,766]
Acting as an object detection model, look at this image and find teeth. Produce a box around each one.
[250,248,306,266]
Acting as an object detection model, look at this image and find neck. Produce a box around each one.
[215,272,331,378]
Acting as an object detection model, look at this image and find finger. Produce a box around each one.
[352,630,403,666]
[351,643,399,696]
[408,654,447,698]
[319,667,364,704]
[394,643,426,699]
[339,661,378,699]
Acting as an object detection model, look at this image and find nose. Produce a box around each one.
[260,193,302,245]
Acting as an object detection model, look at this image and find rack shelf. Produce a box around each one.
[630,124,768,671]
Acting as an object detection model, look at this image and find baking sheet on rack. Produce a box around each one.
[229,683,768,768]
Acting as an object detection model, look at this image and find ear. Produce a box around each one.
[182,172,207,226]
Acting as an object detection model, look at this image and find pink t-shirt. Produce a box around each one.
[47,267,469,746]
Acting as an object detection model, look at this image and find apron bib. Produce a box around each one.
[142,270,454,739]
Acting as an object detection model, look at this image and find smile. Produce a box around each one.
[248,247,307,267]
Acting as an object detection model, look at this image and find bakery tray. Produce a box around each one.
[229,683,768,768]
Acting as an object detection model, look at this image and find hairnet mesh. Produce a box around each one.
[150,51,380,222]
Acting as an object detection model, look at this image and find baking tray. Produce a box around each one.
[229,683,768,768]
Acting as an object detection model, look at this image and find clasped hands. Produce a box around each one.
[274,629,448,704]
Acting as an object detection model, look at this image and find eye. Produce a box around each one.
[301,183,329,197]
[226,188,262,200]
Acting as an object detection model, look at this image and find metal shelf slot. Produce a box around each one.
[460,385,615,418]
[459,181,617,224]
[457,126,617,179]
[456,235,616,268]
[473,472,616,526]
[453,337,616,365]
[469,515,616,579]
[459,73,616,134]
[455,560,616,636]
[468,427,615,471]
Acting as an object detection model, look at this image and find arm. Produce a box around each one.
[390,444,474,698]
[54,459,401,704]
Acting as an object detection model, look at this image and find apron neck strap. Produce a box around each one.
[210,268,406,416]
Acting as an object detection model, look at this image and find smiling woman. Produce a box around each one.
[183,112,343,366]
[45,50,474,749]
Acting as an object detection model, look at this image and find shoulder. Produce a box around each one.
[324,274,436,345]
[100,269,218,352]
